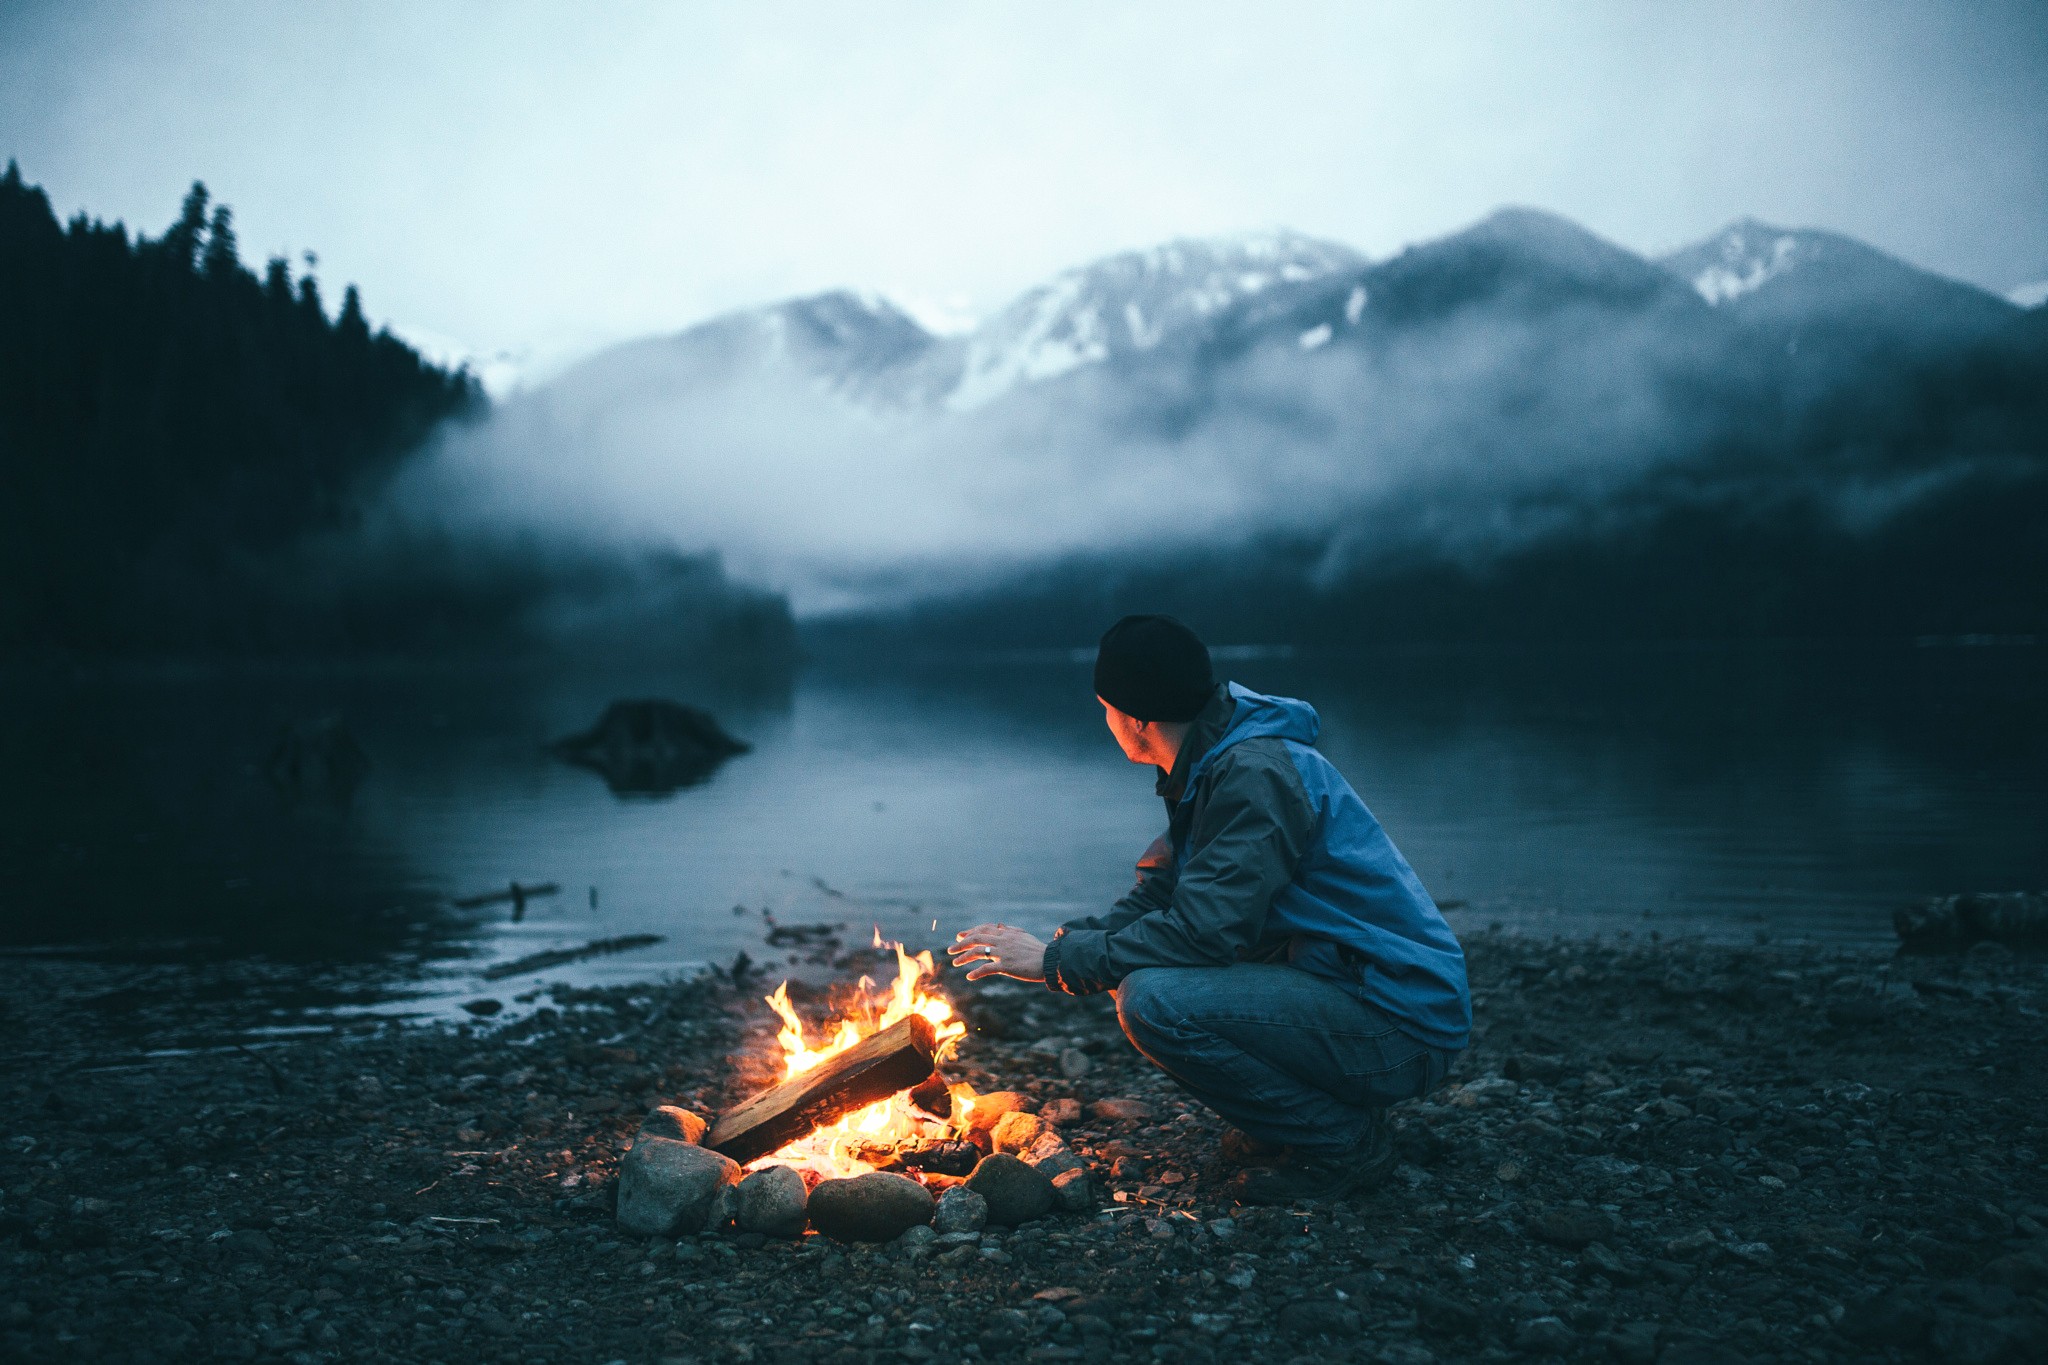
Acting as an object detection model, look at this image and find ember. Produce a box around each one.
[728,934,972,1179]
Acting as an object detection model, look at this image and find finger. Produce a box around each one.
[964,963,999,981]
[955,925,997,941]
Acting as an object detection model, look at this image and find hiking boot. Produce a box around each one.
[1219,1127,1288,1167]
[1228,1110,1396,1205]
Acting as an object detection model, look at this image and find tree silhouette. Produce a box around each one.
[0,165,482,653]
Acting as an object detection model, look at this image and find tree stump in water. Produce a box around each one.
[550,699,749,795]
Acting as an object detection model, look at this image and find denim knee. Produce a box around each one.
[1113,968,1176,1047]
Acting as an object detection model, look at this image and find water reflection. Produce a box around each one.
[1,642,2042,1028]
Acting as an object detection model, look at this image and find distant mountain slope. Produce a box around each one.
[1659,219,2018,358]
[514,204,2047,645]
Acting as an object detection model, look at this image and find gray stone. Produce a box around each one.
[704,1181,740,1233]
[965,1153,1055,1227]
[1024,1132,1087,1181]
[614,1136,739,1237]
[1050,1166,1092,1212]
[735,1164,807,1239]
[931,1185,988,1235]
[1058,1048,1093,1079]
[990,1110,1047,1154]
[637,1105,708,1144]
[806,1172,934,1243]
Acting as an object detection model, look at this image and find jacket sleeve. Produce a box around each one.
[1046,749,1312,996]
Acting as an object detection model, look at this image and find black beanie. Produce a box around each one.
[1093,615,1214,722]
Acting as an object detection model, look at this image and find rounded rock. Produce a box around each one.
[932,1185,988,1235]
[806,1172,935,1243]
[735,1164,808,1239]
[965,1153,1055,1227]
[637,1105,708,1144]
[615,1136,740,1237]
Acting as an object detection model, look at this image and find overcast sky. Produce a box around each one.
[5,0,2045,387]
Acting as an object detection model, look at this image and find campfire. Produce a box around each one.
[705,934,979,1181]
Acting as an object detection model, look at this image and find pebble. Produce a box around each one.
[1278,1300,1360,1336]
[931,1185,988,1235]
[804,1171,934,1243]
[1087,1097,1155,1122]
[613,1136,739,1237]
[1039,1097,1084,1124]
[964,1152,1055,1227]
[734,1164,807,1238]
[1514,1315,1576,1354]
[1527,1205,1615,1249]
[1058,1047,1092,1078]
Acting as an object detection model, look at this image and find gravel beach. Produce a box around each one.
[3,927,2044,1364]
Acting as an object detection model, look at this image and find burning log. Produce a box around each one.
[706,1014,938,1165]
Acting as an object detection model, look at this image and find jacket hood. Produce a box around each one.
[1185,682,1320,785]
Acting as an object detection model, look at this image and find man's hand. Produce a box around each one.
[947,923,1048,983]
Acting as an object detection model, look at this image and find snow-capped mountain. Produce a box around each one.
[553,231,1363,417]
[543,211,2028,452]
[1661,218,1812,305]
[943,230,1361,409]
[1658,220,2016,346]
[1227,207,1702,361]
[2011,280,2048,310]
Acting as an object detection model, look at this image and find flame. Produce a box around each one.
[753,937,969,1179]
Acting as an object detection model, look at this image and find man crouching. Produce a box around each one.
[948,614,1469,1204]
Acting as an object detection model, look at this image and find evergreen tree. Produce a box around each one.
[201,204,238,278]
[338,284,369,342]
[160,181,209,270]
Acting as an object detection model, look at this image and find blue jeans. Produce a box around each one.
[1113,963,1457,1155]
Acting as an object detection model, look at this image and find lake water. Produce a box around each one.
[3,641,2043,1027]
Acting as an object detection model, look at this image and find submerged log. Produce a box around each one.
[706,1015,937,1165]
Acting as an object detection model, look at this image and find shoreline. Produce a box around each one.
[3,928,2043,1363]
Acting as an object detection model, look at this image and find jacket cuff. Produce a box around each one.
[1047,927,1113,996]
[1041,931,1071,994]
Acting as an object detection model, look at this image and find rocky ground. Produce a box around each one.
[3,927,2045,1364]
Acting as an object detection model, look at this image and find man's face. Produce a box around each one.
[1100,697,1153,764]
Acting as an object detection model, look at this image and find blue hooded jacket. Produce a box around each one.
[1043,682,1472,1052]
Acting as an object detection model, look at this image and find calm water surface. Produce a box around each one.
[3,643,2043,1027]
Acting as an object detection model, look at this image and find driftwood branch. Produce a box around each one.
[705,1015,938,1164]
[480,934,662,982]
